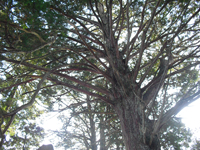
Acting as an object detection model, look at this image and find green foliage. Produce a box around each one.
[3,122,44,150]
[191,139,200,150]
[160,118,192,149]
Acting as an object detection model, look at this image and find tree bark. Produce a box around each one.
[114,96,160,150]
[90,115,97,150]
[87,96,97,150]
[100,117,106,150]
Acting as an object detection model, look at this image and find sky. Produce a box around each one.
[177,99,200,139]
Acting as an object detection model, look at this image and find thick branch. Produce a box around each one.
[0,20,45,43]
[48,77,114,105]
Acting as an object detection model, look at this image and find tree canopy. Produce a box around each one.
[0,0,200,149]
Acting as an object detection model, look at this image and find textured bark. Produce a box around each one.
[114,96,160,150]
[87,96,97,150]
[90,116,97,150]
[100,117,106,150]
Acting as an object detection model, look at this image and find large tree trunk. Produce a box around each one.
[114,96,160,150]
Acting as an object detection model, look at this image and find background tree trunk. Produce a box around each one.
[100,117,106,150]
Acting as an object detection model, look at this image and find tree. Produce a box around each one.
[53,95,124,150]
[0,0,200,149]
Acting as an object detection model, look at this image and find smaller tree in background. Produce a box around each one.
[52,95,124,150]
